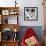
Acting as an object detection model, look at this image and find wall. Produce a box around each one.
[18,0,44,26]
[43,0,46,45]
[43,0,46,26]
[0,0,44,26]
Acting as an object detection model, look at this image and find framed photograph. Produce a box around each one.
[8,16,18,24]
[2,10,9,15]
[9,10,18,15]
[2,16,18,24]
[24,7,38,21]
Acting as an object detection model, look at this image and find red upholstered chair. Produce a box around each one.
[21,28,41,46]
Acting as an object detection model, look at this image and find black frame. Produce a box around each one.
[24,7,38,21]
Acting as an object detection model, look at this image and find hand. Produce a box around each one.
[25,36,38,46]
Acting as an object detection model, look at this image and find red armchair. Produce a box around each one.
[21,28,41,46]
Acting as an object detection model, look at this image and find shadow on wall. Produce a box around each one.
[18,26,43,44]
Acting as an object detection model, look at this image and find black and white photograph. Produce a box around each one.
[24,7,38,21]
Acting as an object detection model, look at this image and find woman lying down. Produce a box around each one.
[21,28,41,46]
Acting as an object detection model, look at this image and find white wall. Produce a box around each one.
[17,0,44,26]
[0,0,44,26]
